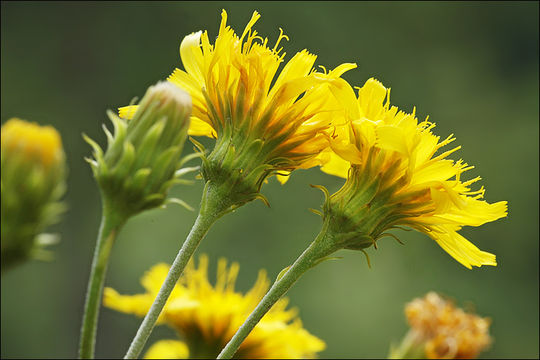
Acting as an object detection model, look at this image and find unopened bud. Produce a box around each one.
[85,82,192,217]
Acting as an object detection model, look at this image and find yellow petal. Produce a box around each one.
[118,105,138,120]
[141,263,171,294]
[427,225,497,269]
[376,125,410,155]
[167,68,205,104]
[188,117,216,137]
[102,288,154,318]
[179,31,205,84]
[410,159,458,186]
[435,198,508,227]
[320,150,351,179]
[328,63,357,78]
[269,50,317,99]
[277,171,291,184]
[357,78,388,119]
[144,340,189,359]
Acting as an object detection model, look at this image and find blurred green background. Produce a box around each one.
[1,1,538,359]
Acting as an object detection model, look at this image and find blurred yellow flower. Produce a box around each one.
[145,340,189,359]
[1,118,63,169]
[319,78,507,268]
[104,255,325,359]
[1,118,66,271]
[400,292,492,359]
[120,10,355,185]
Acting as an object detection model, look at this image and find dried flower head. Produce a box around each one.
[405,292,492,359]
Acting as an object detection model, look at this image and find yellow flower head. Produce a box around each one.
[405,292,492,359]
[318,78,507,269]
[1,118,66,271]
[120,10,355,190]
[1,118,64,170]
[104,255,325,359]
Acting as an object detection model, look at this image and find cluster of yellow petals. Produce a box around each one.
[1,118,63,169]
[318,78,507,269]
[104,254,325,359]
[120,10,355,181]
[405,292,491,359]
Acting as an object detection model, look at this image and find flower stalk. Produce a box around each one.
[78,81,192,358]
[388,330,426,359]
[123,180,236,359]
[217,218,342,359]
[78,201,127,358]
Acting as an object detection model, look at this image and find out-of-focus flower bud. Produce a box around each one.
[1,118,67,272]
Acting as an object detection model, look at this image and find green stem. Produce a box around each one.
[79,202,127,359]
[124,182,228,359]
[217,224,340,359]
[388,330,426,359]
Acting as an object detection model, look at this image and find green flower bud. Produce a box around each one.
[1,118,67,272]
[85,82,192,218]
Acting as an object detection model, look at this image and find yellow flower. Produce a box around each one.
[405,292,492,359]
[120,10,355,190]
[1,118,63,169]
[318,78,507,269]
[1,118,66,271]
[104,255,325,359]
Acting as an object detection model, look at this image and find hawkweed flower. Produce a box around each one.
[317,78,508,269]
[1,118,66,273]
[122,10,355,358]
[105,254,325,359]
[79,82,193,359]
[389,292,492,359]
[120,9,356,210]
[217,79,507,358]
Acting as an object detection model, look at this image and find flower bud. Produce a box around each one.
[1,118,67,271]
[85,82,192,217]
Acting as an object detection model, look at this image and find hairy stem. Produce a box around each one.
[124,182,228,359]
[217,225,339,359]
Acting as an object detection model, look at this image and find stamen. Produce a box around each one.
[318,65,327,74]
[273,27,289,53]
[384,88,392,110]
